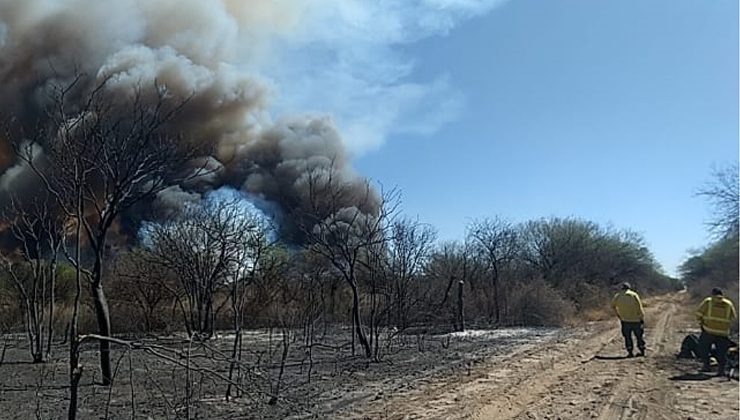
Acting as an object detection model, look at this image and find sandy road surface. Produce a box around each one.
[348,293,739,420]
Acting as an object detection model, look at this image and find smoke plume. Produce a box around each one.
[0,0,380,245]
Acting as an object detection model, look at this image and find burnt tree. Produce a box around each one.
[146,197,269,338]
[0,195,64,362]
[386,217,436,330]
[299,164,398,358]
[14,76,204,385]
[468,217,517,324]
[697,163,739,238]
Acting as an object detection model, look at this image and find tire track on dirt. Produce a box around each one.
[471,303,674,420]
[347,320,618,419]
[595,300,675,420]
[484,293,738,420]
[342,337,574,420]
[470,326,621,420]
[339,293,738,420]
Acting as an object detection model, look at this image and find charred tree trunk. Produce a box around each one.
[87,224,114,386]
[226,278,243,400]
[350,281,371,358]
[31,307,42,363]
[46,257,57,359]
[90,280,112,385]
[457,279,465,332]
[68,203,84,420]
[268,328,291,405]
[491,262,500,325]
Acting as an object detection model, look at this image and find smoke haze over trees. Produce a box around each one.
[0,0,381,250]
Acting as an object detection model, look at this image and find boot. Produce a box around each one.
[627,351,634,358]
[638,348,645,357]
[716,364,727,377]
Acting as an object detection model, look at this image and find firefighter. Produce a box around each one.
[696,287,737,375]
[611,282,646,357]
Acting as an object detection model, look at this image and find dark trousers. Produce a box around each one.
[697,330,731,372]
[620,321,645,353]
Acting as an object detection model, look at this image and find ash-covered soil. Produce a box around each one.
[5,294,729,420]
[0,325,562,419]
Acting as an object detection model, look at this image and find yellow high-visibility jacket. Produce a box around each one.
[611,289,645,323]
[696,296,737,337]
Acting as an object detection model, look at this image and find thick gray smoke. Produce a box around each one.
[0,0,379,245]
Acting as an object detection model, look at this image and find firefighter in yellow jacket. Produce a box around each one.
[696,288,737,375]
[611,282,645,357]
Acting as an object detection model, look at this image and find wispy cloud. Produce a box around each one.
[260,0,510,155]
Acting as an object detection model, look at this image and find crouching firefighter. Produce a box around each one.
[611,282,646,357]
[696,288,737,375]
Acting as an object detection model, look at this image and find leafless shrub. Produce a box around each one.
[0,194,64,363]
[144,197,268,338]
[505,278,574,326]
[697,163,739,239]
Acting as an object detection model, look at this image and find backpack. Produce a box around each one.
[677,334,699,359]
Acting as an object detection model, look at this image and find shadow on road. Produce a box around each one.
[668,372,712,381]
[0,361,36,366]
[594,355,629,360]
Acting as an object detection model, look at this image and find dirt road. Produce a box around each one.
[348,293,739,420]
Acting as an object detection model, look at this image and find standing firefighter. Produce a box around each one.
[611,282,646,357]
[696,288,737,375]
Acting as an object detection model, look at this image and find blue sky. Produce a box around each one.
[341,0,737,277]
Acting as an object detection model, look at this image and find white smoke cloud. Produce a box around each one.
[0,0,507,156]
[251,0,510,154]
[0,0,509,245]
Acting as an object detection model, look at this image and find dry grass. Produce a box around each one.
[578,306,614,322]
